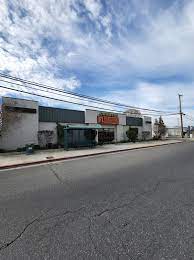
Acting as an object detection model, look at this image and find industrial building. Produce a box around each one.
[0,97,152,151]
[166,127,194,138]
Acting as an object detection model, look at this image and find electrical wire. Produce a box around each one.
[0,72,176,114]
[0,78,179,117]
[0,85,127,113]
[0,77,118,109]
[184,114,194,123]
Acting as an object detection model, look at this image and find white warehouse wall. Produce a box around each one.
[116,125,125,142]
[143,116,152,140]
[116,114,127,141]
[85,109,98,124]
[118,114,126,126]
[0,97,39,150]
[38,122,58,146]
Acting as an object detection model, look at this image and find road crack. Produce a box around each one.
[48,165,63,184]
[0,206,85,252]
[0,178,176,254]
[88,216,109,259]
[0,209,51,252]
[94,179,167,218]
[38,206,85,222]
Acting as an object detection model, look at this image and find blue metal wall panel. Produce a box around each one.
[126,117,143,126]
[39,106,85,123]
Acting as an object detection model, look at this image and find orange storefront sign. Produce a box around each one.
[97,115,119,125]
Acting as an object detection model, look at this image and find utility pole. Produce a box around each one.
[178,94,184,138]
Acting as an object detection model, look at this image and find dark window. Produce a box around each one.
[39,106,85,123]
[126,117,143,126]
[4,106,37,114]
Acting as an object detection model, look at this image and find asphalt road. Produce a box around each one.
[0,142,194,259]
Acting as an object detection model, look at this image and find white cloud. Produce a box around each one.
[0,0,194,122]
[83,0,102,19]
[103,80,194,127]
[100,14,112,38]
[3,0,194,81]
[0,0,83,97]
[2,0,194,75]
[57,0,194,80]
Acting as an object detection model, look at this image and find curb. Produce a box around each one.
[0,141,181,170]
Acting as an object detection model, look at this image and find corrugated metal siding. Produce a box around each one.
[126,117,143,126]
[39,106,85,123]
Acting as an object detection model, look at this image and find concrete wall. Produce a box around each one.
[38,122,58,147]
[0,97,39,150]
[85,110,98,124]
[116,115,126,142]
[116,125,126,141]
[142,116,152,140]
[136,126,143,140]
[118,114,126,126]
[166,128,181,137]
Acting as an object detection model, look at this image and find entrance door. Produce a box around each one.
[98,129,115,144]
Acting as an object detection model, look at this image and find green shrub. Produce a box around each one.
[126,127,138,143]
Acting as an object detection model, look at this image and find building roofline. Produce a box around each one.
[2,96,39,104]
[39,105,84,113]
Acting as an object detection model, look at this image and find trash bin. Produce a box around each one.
[25,145,34,155]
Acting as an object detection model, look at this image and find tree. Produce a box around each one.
[158,116,167,138]
[153,119,159,139]
[126,127,138,142]
[154,116,166,139]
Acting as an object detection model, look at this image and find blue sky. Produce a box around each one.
[0,0,194,126]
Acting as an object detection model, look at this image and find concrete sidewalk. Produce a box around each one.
[0,140,182,170]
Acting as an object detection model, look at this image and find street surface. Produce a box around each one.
[0,142,194,259]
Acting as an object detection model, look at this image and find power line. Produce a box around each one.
[143,113,179,116]
[0,85,126,113]
[0,72,176,114]
[185,114,194,120]
[184,114,194,123]
[129,112,179,116]
[1,77,166,116]
[0,77,119,110]
[0,78,179,117]
[184,114,194,119]
[0,84,181,118]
